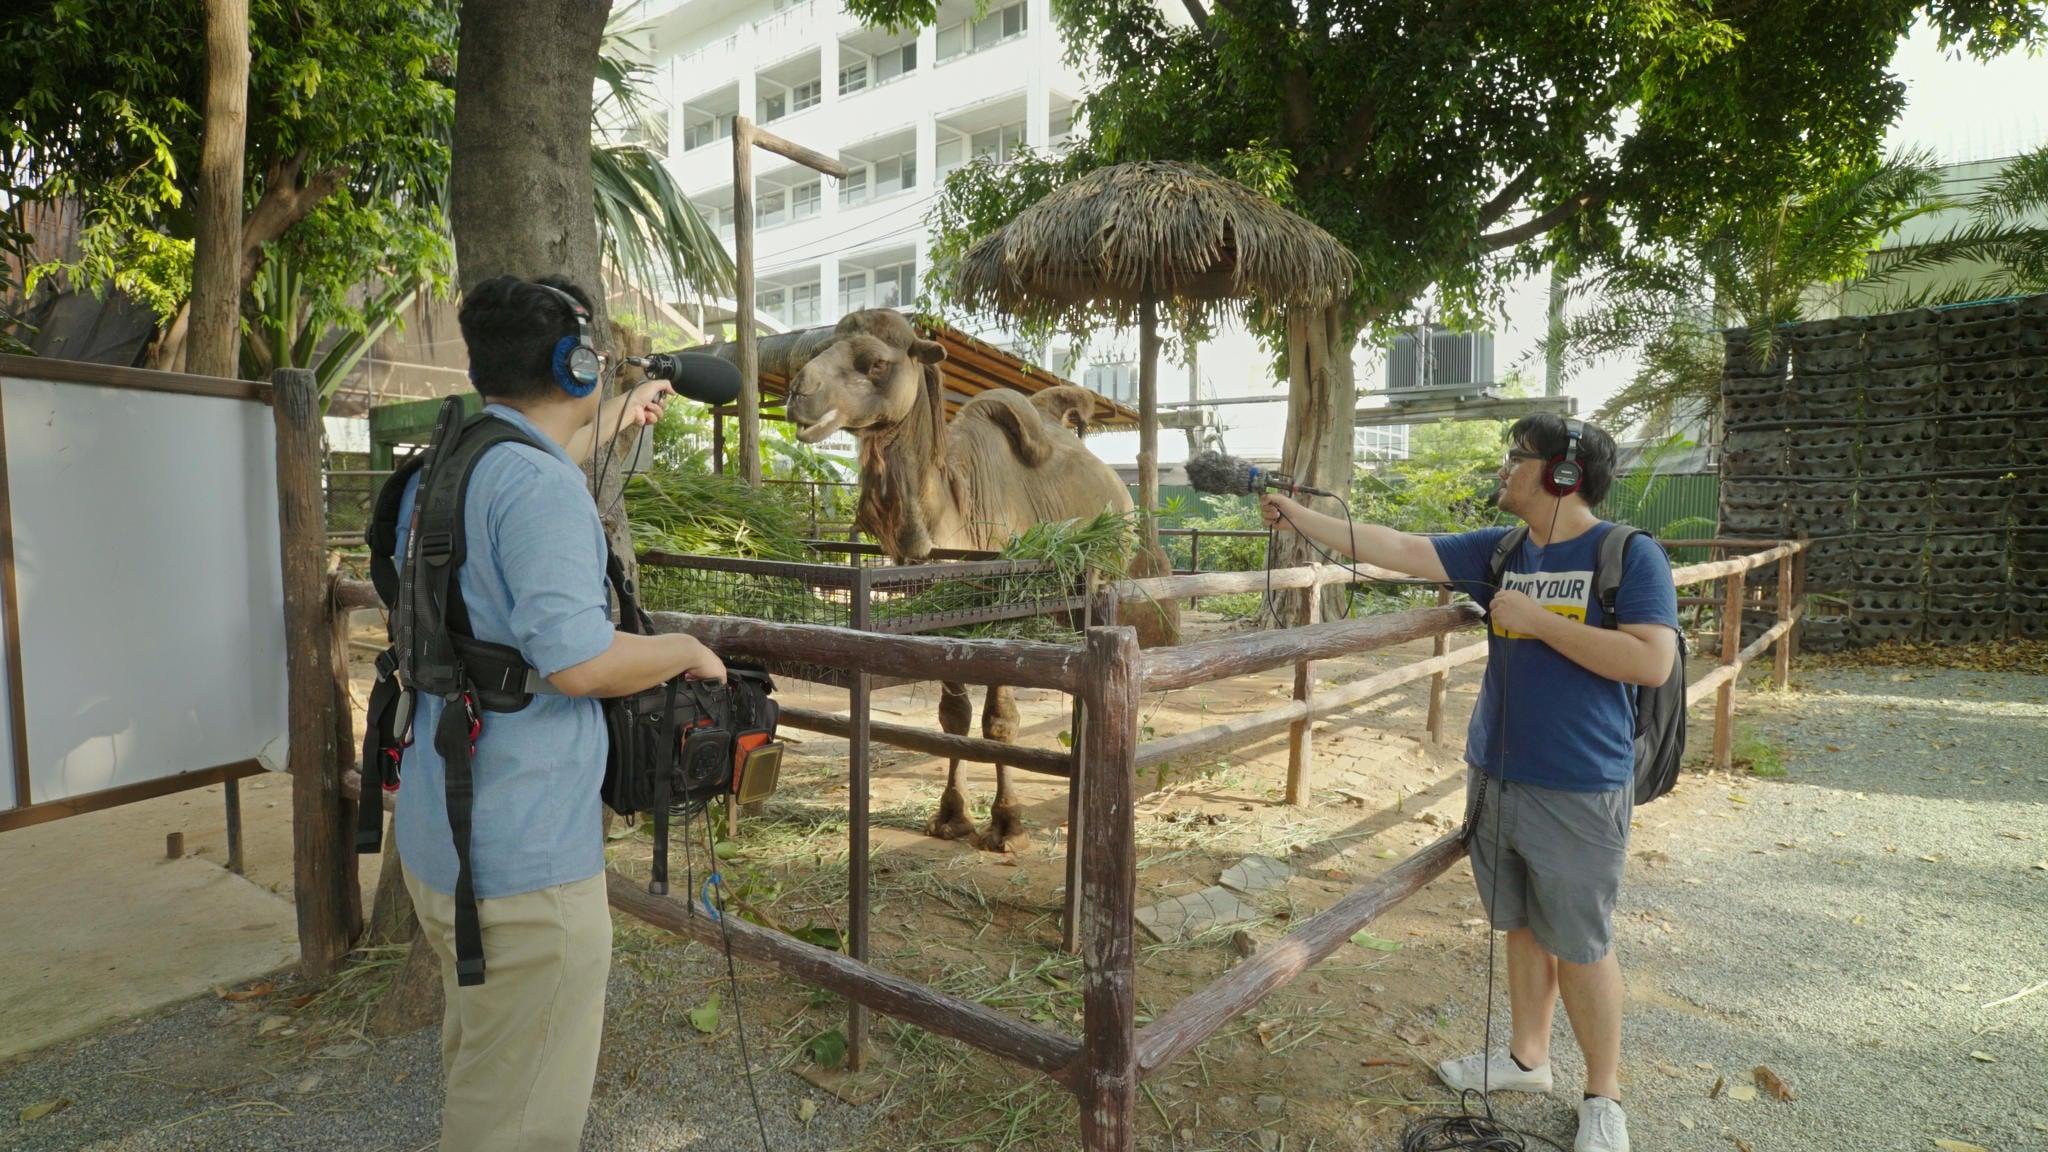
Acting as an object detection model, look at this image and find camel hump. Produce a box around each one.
[960,389,1058,468]
[1029,385,1105,438]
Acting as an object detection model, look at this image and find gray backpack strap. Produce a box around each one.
[1484,525,1531,589]
[1594,525,1645,629]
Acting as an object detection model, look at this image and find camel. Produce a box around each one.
[784,309,1173,851]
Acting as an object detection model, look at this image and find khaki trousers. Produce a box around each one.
[403,865,612,1152]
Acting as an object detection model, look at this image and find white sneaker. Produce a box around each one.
[1575,1096,1629,1152]
[1434,1050,1553,1095]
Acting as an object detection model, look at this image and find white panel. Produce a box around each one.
[0,564,12,810]
[2,376,287,805]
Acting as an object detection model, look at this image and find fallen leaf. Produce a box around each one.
[1396,1025,1433,1046]
[1255,1020,1280,1048]
[1325,869,1349,881]
[797,1099,818,1126]
[293,1073,322,1094]
[1351,930,1402,952]
[1679,1116,1696,1131]
[1736,1139,1756,1152]
[257,1014,290,1034]
[1933,1141,1990,1152]
[1969,1051,1996,1063]
[219,980,275,1002]
[1709,1076,1725,1099]
[19,1098,69,1122]
[1360,1057,1407,1068]
[1656,1061,1682,1079]
[688,993,721,1035]
[807,1029,847,1069]
[1695,1061,1715,1070]
[392,1070,411,1086]
[1754,1065,1794,1101]
[1728,1084,1758,1102]
[287,994,317,1010]
[1919,853,1943,863]
[1376,848,1398,860]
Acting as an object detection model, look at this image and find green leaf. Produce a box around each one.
[792,924,845,951]
[712,840,740,861]
[807,1029,848,1068]
[688,992,722,1034]
[1350,931,1402,952]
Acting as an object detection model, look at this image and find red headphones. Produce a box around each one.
[1541,418,1587,497]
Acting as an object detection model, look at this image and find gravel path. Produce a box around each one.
[1470,667,2048,1152]
[0,935,870,1151]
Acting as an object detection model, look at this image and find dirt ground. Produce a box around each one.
[5,611,2043,1151]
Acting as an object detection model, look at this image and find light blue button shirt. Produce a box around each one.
[391,404,614,898]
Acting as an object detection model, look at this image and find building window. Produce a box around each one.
[791,283,821,326]
[839,60,868,94]
[871,260,915,309]
[971,123,1025,164]
[878,43,916,83]
[841,168,868,206]
[757,286,788,324]
[936,22,965,60]
[791,79,821,112]
[1084,361,1137,407]
[760,91,787,122]
[684,112,736,151]
[791,180,821,221]
[759,188,787,229]
[875,153,915,196]
[1050,105,1074,142]
[839,272,869,315]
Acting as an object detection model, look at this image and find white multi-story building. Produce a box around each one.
[627,0,1080,338]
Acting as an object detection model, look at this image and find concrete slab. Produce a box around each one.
[1134,885,1263,943]
[0,773,324,1061]
[1218,853,1294,896]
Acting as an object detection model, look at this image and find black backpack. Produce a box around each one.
[357,397,777,985]
[1485,524,1687,805]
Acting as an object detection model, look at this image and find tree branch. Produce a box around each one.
[1320,93,1381,178]
[1480,190,1604,251]
[1279,67,1315,149]
[1179,0,1208,32]
[239,151,348,284]
[1475,167,1538,231]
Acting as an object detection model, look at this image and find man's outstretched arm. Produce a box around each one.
[1260,493,1450,583]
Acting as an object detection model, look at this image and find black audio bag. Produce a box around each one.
[357,396,781,982]
[1484,523,1687,805]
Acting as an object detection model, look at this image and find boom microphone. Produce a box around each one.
[1185,449,1336,499]
[628,352,744,406]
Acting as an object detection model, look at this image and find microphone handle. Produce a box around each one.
[1262,477,1336,500]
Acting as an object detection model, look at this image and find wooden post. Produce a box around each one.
[1774,552,1794,691]
[274,368,354,976]
[186,0,247,379]
[1078,625,1140,1152]
[711,410,725,475]
[1712,569,1744,772]
[847,565,872,1068]
[166,831,185,859]
[328,577,362,932]
[1284,587,1320,805]
[1426,586,1452,742]
[1790,537,1807,665]
[733,117,760,486]
[1064,581,1115,954]
[223,778,244,875]
[1137,294,1159,549]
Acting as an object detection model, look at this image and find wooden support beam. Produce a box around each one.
[748,125,851,179]
[605,872,1080,1085]
[734,117,759,486]
[1078,626,1141,1151]
[1775,557,1795,690]
[1134,831,1466,1076]
[1427,587,1452,743]
[274,368,353,977]
[781,706,1071,777]
[1120,561,1407,602]
[1285,589,1320,806]
[1713,568,1744,771]
[647,611,1085,692]
[1670,541,1800,587]
[1141,604,1480,692]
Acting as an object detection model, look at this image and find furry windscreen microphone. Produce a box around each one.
[629,352,744,406]
[1185,449,1336,498]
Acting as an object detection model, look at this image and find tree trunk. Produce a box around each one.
[449,0,628,557]
[1278,304,1357,624]
[187,0,248,379]
[368,934,443,1036]
[365,825,417,946]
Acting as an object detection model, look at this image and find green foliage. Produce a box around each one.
[1353,426,1508,537]
[622,469,812,560]
[858,0,2047,356]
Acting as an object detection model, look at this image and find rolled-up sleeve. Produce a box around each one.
[485,456,615,677]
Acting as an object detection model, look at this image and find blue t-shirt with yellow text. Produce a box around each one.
[1432,523,1679,792]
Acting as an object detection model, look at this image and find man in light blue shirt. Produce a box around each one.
[393,275,724,1152]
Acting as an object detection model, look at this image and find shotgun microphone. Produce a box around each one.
[627,352,744,406]
[1185,449,1336,499]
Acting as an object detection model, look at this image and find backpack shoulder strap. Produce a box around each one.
[1593,524,1646,630]
[1485,525,1531,589]
[366,454,428,610]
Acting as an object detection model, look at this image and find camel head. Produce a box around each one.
[784,310,948,445]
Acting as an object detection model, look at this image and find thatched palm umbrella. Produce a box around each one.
[954,160,1357,537]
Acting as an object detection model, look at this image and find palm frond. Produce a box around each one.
[592,141,736,303]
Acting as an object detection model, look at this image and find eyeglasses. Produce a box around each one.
[1502,449,1545,469]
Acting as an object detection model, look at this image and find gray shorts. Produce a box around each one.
[1463,765,1632,965]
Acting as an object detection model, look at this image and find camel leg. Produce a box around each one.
[925,682,977,840]
[972,685,1029,853]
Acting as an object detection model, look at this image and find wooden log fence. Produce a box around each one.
[320,535,1806,1152]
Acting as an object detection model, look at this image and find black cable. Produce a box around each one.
[678,804,773,1152]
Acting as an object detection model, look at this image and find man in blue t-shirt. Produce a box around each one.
[1263,415,1677,1152]
[393,276,726,1151]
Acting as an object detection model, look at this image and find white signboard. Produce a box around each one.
[0,371,287,813]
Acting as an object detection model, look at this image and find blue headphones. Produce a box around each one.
[532,282,601,398]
